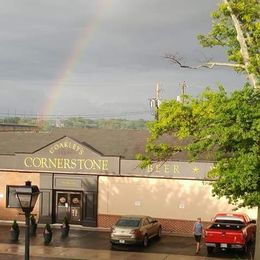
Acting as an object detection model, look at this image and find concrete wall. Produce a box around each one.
[0,171,40,221]
[98,176,257,221]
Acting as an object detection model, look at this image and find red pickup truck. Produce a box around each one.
[204,213,256,255]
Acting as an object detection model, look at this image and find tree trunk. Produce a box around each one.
[254,207,260,260]
[223,0,258,89]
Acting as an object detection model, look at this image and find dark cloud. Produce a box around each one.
[0,0,246,119]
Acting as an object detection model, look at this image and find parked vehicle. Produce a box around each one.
[110,215,162,247]
[205,213,256,255]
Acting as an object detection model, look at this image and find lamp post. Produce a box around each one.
[16,181,40,260]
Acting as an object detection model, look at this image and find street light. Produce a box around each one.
[16,181,40,260]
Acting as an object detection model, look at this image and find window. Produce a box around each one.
[116,218,140,227]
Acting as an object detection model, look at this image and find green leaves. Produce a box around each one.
[140,85,260,207]
[198,0,260,79]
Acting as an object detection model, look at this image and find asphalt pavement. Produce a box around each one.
[0,224,255,260]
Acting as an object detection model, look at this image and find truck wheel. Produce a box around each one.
[207,247,214,255]
[242,244,248,255]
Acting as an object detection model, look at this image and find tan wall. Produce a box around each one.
[0,171,40,221]
[98,176,257,222]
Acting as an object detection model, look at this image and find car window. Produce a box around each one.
[147,217,156,223]
[116,219,140,227]
[142,218,149,226]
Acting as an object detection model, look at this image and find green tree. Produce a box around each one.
[144,0,260,256]
[139,85,260,207]
[138,84,260,257]
[165,0,260,89]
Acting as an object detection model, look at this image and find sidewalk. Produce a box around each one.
[0,243,230,260]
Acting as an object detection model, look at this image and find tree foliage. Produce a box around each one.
[165,0,259,89]
[197,0,260,88]
[139,85,260,208]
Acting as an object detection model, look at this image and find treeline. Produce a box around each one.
[0,117,148,131]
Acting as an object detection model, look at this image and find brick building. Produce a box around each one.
[0,128,256,234]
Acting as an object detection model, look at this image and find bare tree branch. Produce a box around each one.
[164,54,246,70]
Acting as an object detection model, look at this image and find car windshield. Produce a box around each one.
[116,218,140,227]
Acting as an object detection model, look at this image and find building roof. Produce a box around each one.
[0,128,211,161]
[0,123,39,132]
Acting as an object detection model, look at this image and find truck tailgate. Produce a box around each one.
[205,229,245,244]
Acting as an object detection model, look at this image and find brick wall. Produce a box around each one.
[98,214,211,235]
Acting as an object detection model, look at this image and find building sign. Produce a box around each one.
[14,137,120,174]
[49,140,84,155]
[23,157,109,171]
[121,160,214,180]
[1,136,213,179]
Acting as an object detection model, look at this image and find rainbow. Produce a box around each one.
[39,0,112,119]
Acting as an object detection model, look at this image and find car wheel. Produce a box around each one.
[143,235,149,247]
[157,227,162,239]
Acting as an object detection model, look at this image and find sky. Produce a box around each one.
[0,0,246,120]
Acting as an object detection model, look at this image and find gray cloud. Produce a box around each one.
[0,0,246,119]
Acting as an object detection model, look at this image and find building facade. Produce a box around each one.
[0,129,257,234]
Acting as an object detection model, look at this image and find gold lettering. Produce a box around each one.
[155,164,160,173]
[164,164,170,173]
[48,158,57,168]
[48,141,84,155]
[102,160,108,171]
[23,156,110,172]
[84,159,93,170]
[78,159,85,170]
[41,158,49,168]
[71,159,77,169]
[24,157,32,167]
[92,160,101,170]
[147,165,153,173]
[63,159,71,169]
[32,157,41,168]
[57,158,63,169]
[173,164,180,174]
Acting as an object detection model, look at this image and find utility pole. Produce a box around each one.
[150,83,161,121]
[180,81,187,104]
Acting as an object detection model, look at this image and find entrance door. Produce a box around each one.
[56,191,82,224]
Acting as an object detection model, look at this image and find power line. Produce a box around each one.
[0,110,151,119]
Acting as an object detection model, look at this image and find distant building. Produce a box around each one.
[0,128,256,234]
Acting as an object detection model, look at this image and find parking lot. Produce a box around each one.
[0,225,255,259]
